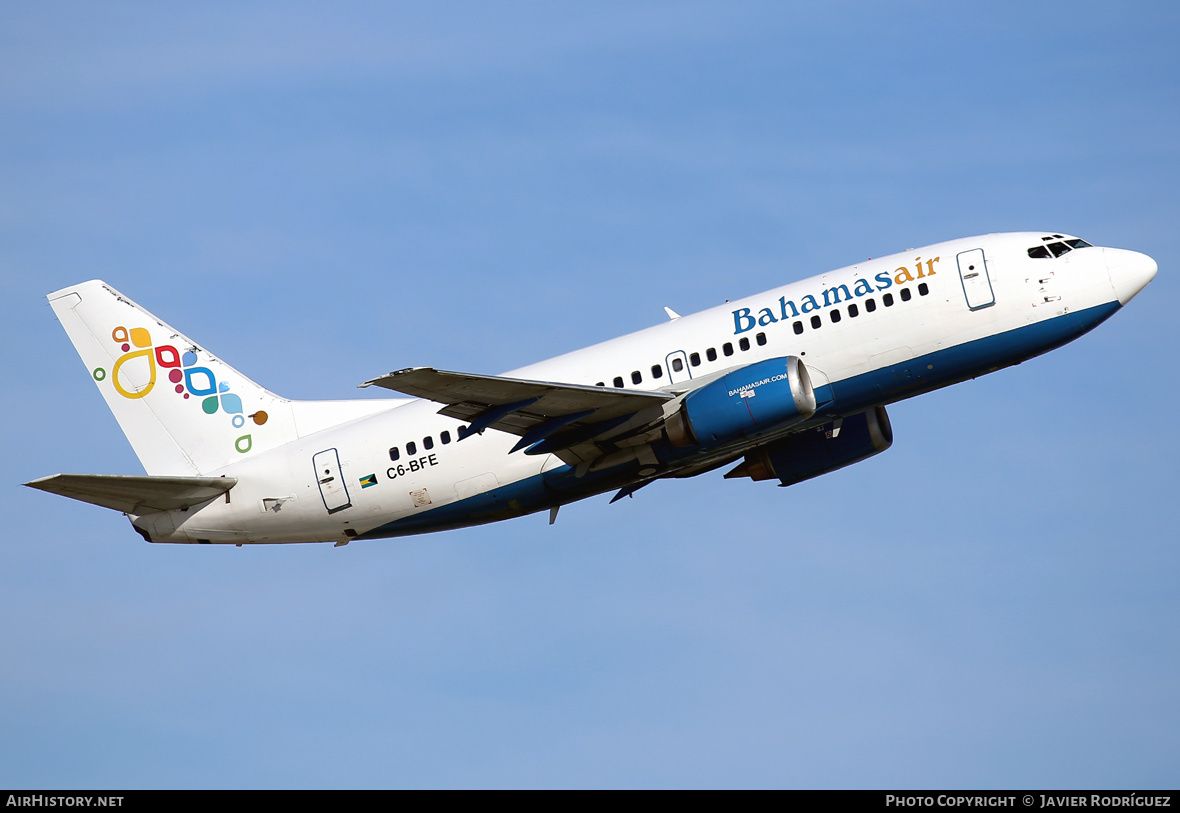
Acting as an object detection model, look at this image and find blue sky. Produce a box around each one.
[2,1,1177,789]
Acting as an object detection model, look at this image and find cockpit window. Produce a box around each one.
[1028,237,1092,258]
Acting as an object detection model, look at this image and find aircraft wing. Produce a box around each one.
[360,367,674,455]
[24,473,238,514]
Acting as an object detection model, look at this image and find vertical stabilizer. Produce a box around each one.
[47,281,392,475]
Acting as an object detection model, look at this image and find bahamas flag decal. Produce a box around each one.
[359,474,378,489]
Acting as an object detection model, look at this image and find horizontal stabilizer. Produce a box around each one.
[24,473,237,514]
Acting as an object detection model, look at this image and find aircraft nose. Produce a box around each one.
[1105,247,1158,305]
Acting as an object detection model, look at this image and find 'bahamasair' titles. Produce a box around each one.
[732,256,941,335]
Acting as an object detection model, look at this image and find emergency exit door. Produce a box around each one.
[665,350,692,384]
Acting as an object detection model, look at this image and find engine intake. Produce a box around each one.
[666,356,816,447]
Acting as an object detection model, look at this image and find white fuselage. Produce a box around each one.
[129,232,1155,544]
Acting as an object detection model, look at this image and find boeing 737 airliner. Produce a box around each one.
[26,232,1156,545]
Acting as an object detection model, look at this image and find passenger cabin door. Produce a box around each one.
[956,248,996,310]
[313,448,352,514]
[665,350,692,385]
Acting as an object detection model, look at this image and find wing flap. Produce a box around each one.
[25,473,237,514]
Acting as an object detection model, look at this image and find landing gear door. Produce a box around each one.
[313,448,352,514]
[956,248,995,310]
[665,350,692,384]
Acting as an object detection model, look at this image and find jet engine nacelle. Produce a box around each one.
[666,355,816,447]
[726,406,893,486]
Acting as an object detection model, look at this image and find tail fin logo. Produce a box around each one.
[96,326,267,454]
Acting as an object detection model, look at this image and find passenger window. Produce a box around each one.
[883,293,894,307]
[651,364,663,379]
[865,298,877,312]
[613,376,624,388]
[424,436,434,450]
[458,425,469,439]
[900,288,912,302]
[672,357,684,372]
[810,315,822,329]
[441,431,451,445]
[830,309,841,323]
[406,441,417,456]
[631,370,642,385]
[793,321,803,335]
[918,283,929,296]
[723,343,734,356]
[689,353,700,367]
[389,447,400,461]
[739,337,750,351]
[706,348,717,362]
[756,332,767,346]
[848,303,859,317]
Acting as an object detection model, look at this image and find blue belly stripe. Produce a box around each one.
[360,301,1120,539]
